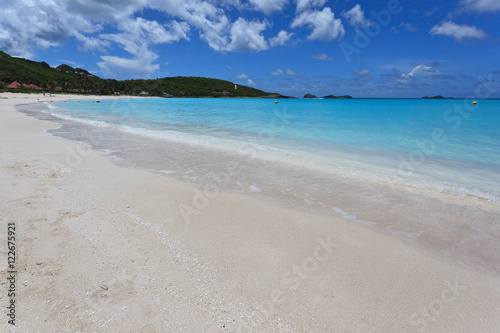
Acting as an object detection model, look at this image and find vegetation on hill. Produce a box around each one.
[123,77,272,97]
[303,93,353,99]
[322,94,353,99]
[303,93,318,98]
[0,50,105,93]
[422,95,453,99]
[0,51,279,97]
[56,64,93,76]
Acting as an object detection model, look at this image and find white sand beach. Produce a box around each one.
[1,93,499,332]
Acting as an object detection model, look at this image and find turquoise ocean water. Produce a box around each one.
[31,98,500,201]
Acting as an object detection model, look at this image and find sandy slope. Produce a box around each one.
[0,93,499,332]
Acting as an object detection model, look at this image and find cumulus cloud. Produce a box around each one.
[342,4,371,29]
[172,1,231,52]
[246,78,257,86]
[0,0,275,70]
[291,7,345,41]
[97,17,190,78]
[0,0,340,79]
[225,18,269,52]
[249,0,288,15]
[460,0,500,13]
[0,0,199,77]
[269,30,294,46]
[98,52,159,79]
[296,0,328,13]
[66,0,148,21]
[0,0,98,57]
[430,21,487,41]
[311,53,333,61]
[108,17,190,46]
[75,34,110,52]
[235,73,249,78]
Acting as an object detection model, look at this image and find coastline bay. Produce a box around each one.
[1,93,499,332]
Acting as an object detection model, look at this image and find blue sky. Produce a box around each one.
[1,0,499,97]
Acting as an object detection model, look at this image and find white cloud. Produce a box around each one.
[246,78,257,86]
[0,0,98,57]
[97,17,189,78]
[0,0,231,57]
[270,68,302,76]
[311,53,333,61]
[342,4,371,29]
[296,0,328,13]
[430,21,487,41]
[391,22,418,34]
[171,1,231,52]
[291,7,345,41]
[225,18,269,52]
[235,73,249,78]
[401,64,443,79]
[271,68,285,75]
[75,34,110,52]
[354,68,370,76]
[249,0,288,15]
[0,0,195,77]
[460,0,500,13]
[182,7,264,53]
[402,64,431,78]
[98,51,160,79]
[0,0,292,65]
[0,0,341,79]
[66,0,147,21]
[269,30,294,46]
[110,17,189,46]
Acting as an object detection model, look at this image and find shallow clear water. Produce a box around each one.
[37,98,500,201]
[47,98,499,162]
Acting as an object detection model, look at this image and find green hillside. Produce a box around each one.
[124,76,271,97]
[0,51,280,97]
[0,50,103,92]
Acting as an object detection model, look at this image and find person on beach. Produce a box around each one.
[42,91,45,97]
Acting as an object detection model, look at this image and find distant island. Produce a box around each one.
[304,93,353,99]
[422,95,454,99]
[323,94,353,99]
[0,51,287,98]
[303,93,318,98]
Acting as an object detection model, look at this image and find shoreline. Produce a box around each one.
[1,93,499,332]
[5,91,500,99]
